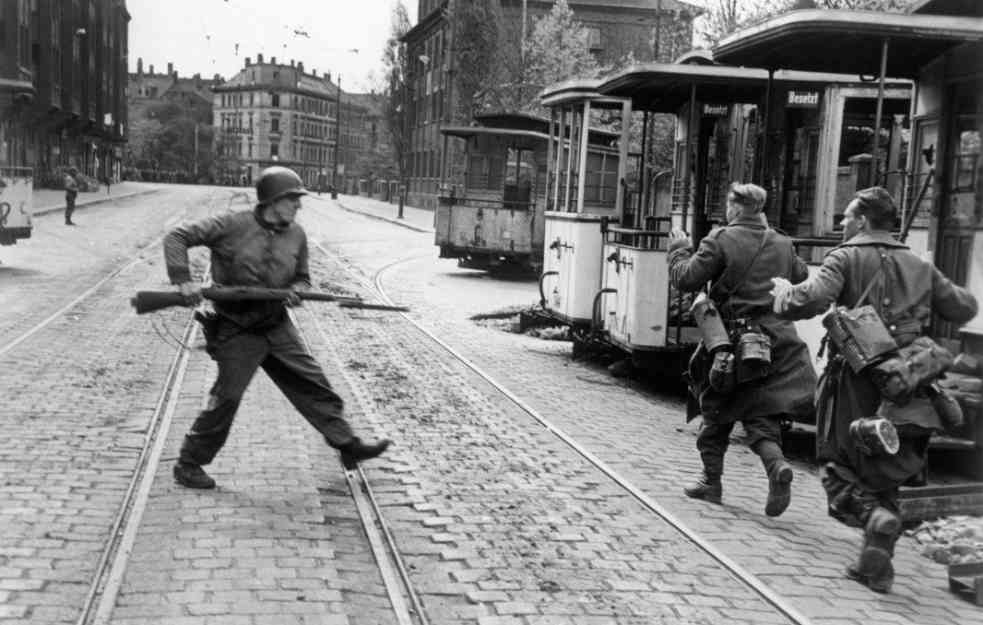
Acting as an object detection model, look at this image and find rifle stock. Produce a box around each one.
[131,286,409,314]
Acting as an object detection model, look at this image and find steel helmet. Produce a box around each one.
[255,166,307,206]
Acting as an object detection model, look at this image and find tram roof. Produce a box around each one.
[539,78,629,109]
[440,126,551,142]
[595,62,908,111]
[714,10,983,78]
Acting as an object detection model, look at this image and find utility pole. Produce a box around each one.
[332,75,342,199]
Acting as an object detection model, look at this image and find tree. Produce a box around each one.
[453,0,504,120]
[697,0,908,48]
[521,0,598,108]
[382,1,412,211]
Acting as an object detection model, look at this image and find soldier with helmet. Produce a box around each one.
[164,166,391,489]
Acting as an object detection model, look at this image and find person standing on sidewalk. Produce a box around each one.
[771,186,977,593]
[63,167,79,225]
[668,182,817,517]
[164,165,391,489]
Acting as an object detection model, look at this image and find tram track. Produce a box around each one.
[308,238,812,625]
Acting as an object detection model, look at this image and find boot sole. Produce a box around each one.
[683,489,722,504]
[765,465,793,517]
[857,547,893,593]
[173,470,216,489]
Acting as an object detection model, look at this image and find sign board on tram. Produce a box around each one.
[702,104,729,116]
[787,90,820,108]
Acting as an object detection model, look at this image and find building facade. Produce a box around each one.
[0,0,129,185]
[211,54,389,191]
[401,0,700,209]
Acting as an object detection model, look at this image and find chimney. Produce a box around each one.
[167,62,174,76]
[149,64,155,74]
[245,57,251,67]
[326,71,331,82]
[194,73,201,88]
[312,68,317,77]
[137,57,143,75]
[290,59,295,67]
[271,56,277,65]
[297,62,304,73]
[257,53,264,63]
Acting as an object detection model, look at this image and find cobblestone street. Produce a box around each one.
[0,187,980,624]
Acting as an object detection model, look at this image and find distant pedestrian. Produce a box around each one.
[64,167,79,225]
[103,174,111,195]
[164,165,391,489]
[668,182,817,518]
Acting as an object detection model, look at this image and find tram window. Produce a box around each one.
[584,151,618,207]
[504,148,534,209]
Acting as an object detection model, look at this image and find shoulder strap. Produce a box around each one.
[853,250,887,309]
[709,228,772,302]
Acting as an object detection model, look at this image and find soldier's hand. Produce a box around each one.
[770,277,793,314]
[178,282,202,307]
[668,228,692,252]
[284,289,302,308]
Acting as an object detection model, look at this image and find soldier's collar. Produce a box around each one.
[837,231,908,249]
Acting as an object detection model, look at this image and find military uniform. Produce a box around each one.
[669,215,817,514]
[165,209,355,467]
[778,231,977,591]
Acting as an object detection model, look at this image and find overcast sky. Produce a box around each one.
[127,0,418,93]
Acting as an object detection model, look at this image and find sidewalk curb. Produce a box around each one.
[32,188,162,217]
[315,195,434,234]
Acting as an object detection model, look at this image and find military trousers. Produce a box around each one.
[696,415,783,478]
[179,317,354,466]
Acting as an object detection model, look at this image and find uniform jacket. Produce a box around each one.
[164,208,312,329]
[668,215,817,423]
[779,231,978,492]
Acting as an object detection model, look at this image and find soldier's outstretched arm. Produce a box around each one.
[777,249,848,320]
[931,267,979,324]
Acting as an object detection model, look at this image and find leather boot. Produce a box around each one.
[857,507,900,593]
[764,461,794,517]
[339,437,391,469]
[683,473,722,504]
[173,461,216,489]
[754,440,793,517]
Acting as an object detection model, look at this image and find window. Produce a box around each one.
[271,143,279,158]
[271,117,280,133]
[504,148,535,209]
[586,27,602,52]
[584,150,619,207]
[271,93,280,107]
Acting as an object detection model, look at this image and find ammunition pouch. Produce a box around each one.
[867,336,954,404]
[708,351,736,393]
[822,305,898,373]
[194,310,220,356]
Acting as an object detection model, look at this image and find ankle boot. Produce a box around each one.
[339,437,391,469]
[683,473,722,504]
[858,507,900,593]
[764,461,794,517]
[173,461,216,489]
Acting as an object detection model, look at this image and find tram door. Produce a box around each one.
[935,79,982,339]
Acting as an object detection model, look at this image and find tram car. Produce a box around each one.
[435,112,618,273]
[537,80,634,338]
[714,2,983,494]
[0,166,33,245]
[592,63,912,374]
[1,86,34,246]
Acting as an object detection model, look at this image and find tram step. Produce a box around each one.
[948,561,983,606]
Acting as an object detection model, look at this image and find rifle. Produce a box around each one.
[899,167,934,244]
[131,286,409,314]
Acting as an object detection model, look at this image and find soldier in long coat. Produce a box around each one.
[668,183,817,518]
[772,186,978,593]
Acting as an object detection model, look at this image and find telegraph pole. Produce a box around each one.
[332,75,342,199]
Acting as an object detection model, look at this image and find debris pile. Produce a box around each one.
[907,515,983,565]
